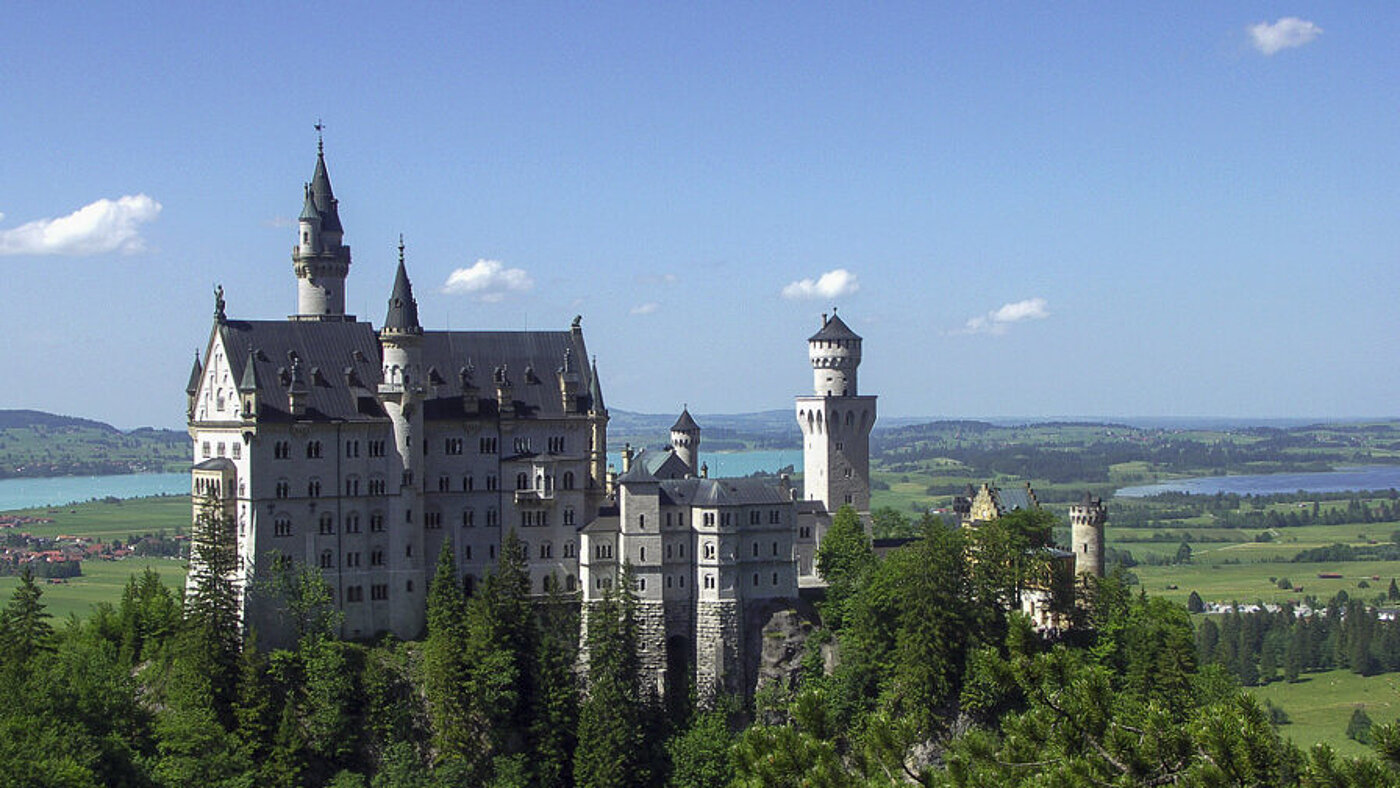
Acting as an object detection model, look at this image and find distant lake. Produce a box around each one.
[1116,466,1400,498]
[0,473,189,512]
[607,449,800,479]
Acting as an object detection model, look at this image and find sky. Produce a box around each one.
[1,3,1396,430]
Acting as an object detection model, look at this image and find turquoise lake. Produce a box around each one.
[1115,466,1400,498]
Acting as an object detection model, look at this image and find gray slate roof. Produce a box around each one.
[808,313,861,342]
[658,476,791,508]
[309,151,342,232]
[383,259,422,334]
[420,329,597,420]
[671,408,700,432]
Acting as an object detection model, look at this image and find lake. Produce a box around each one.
[0,473,190,512]
[1116,466,1400,498]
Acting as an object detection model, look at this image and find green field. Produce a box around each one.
[0,557,186,620]
[2,495,191,618]
[1249,670,1400,759]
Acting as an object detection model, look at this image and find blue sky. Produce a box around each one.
[1,3,1395,429]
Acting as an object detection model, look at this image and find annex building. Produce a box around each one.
[186,144,881,696]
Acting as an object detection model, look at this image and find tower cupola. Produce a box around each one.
[808,309,862,397]
[670,407,701,476]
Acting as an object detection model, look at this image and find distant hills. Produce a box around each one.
[0,410,186,479]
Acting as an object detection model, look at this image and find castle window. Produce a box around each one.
[563,471,575,490]
[753,573,759,586]
[752,542,759,557]
[371,584,388,601]
[370,549,384,567]
[438,476,450,492]
[770,510,780,524]
[407,580,413,593]
[346,552,361,567]
[679,575,685,588]
[540,542,552,559]
[274,515,292,537]
[678,513,683,527]
[346,441,359,458]
[425,511,442,529]
[463,509,475,527]
[486,475,498,491]
[274,441,290,459]
[307,480,321,498]
[319,513,334,535]
[232,443,241,460]
[703,513,715,527]
[844,494,853,504]
[217,442,226,457]
[346,513,361,533]
[464,475,473,491]
[835,442,844,451]
[516,473,529,490]
[489,545,496,560]
[678,543,684,558]
[307,441,322,459]
[346,586,363,602]
[665,544,672,559]
[639,546,646,562]
[667,575,673,589]
[563,507,575,526]
[370,513,384,532]
[800,525,811,539]
[486,507,498,527]
[405,509,412,523]
[638,514,645,529]
[514,437,531,453]
[638,577,646,592]
[465,545,473,560]
[704,574,715,589]
[464,575,476,596]
[275,480,290,499]
[368,478,385,496]
[201,442,210,458]
[843,468,852,479]
[749,511,760,525]
[566,574,576,592]
[564,541,575,558]
[480,437,497,454]
[773,572,779,586]
[445,438,463,455]
[703,542,715,559]
[346,477,360,496]
[319,551,333,569]
[368,440,385,457]
[772,541,779,556]
[406,544,413,557]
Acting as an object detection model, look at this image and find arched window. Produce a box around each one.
[562,471,575,490]
[516,472,529,490]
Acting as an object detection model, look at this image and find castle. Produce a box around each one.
[187,142,1103,697]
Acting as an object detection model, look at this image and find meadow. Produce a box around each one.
[1249,669,1400,759]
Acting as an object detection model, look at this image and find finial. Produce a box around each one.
[398,233,405,265]
[314,119,325,154]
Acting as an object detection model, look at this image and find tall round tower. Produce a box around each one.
[795,310,877,512]
[1070,493,1107,578]
[292,135,353,320]
[670,407,700,477]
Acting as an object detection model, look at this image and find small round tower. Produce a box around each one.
[808,310,862,397]
[1070,492,1107,578]
[670,407,700,477]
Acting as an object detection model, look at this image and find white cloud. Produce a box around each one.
[781,268,860,300]
[0,195,161,256]
[958,297,1050,336]
[1249,17,1322,55]
[263,216,296,229]
[630,302,660,315]
[442,259,535,302]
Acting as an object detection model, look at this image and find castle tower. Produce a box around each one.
[795,311,877,512]
[670,407,700,477]
[376,240,427,637]
[1069,493,1107,578]
[292,134,353,320]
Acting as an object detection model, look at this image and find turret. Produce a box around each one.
[185,351,203,419]
[286,356,308,417]
[459,364,479,416]
[238,349,261,420]
[291,133,353,320]
[670,407,700,477]
[588,355,609,493]
[1070,493,1107,578]
[558,347,581,414]
[808,309,862,397]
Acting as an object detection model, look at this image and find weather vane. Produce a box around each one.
[314,119,325,153]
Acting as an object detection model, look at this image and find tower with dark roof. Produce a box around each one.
[670,407,701,477]
[795,310,877,512]
[293,137,353,320]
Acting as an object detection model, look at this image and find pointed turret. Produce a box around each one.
[185,351,203,418]
[238,349,261,419]
[588,356,606,413]
[287,357,309,417]
[382,242,422,336]
[292,131,352,320]
[670,407,701,477]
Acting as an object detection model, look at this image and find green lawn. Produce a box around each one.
[1134,561,1400,607]
[0,557,186,620]
[1249,669,1400,759]
[4,494,191,540]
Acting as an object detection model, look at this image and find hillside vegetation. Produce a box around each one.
[0,409,186,478]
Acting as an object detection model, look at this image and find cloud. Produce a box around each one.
[262,216,296,229]
[781,268,860,300]
[1248,17,1322,55]
[958,297,1050,335]
[630,302,660,315]
[442,259,534,302]
[0,195,161,256]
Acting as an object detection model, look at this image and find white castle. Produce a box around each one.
[186,143,882,696]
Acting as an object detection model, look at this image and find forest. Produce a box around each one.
[4,507,1400,787]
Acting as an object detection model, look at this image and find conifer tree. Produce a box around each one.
[575,563,650,788]
[530,577,580,787]
[816,505,876,631]
[0,565,54,668]
[463,528,535,769]
[422,535,472,764]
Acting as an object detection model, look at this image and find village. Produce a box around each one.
[0,512,187,580]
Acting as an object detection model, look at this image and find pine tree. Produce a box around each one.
[422,535,473,764]
[816,505,875,631]
[1347,707,1375,744]
[464,528,535,766]
[0,565,54,668]
[530,579,580,788]
[179,503,243,724]
[575,564,650,788]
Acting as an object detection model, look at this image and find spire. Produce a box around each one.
[299,183,320,222]
[185,351,203,395]
[238,349,261,392]
[382,237,422,334]
[308,126,342,233]
[588,356,606,412]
